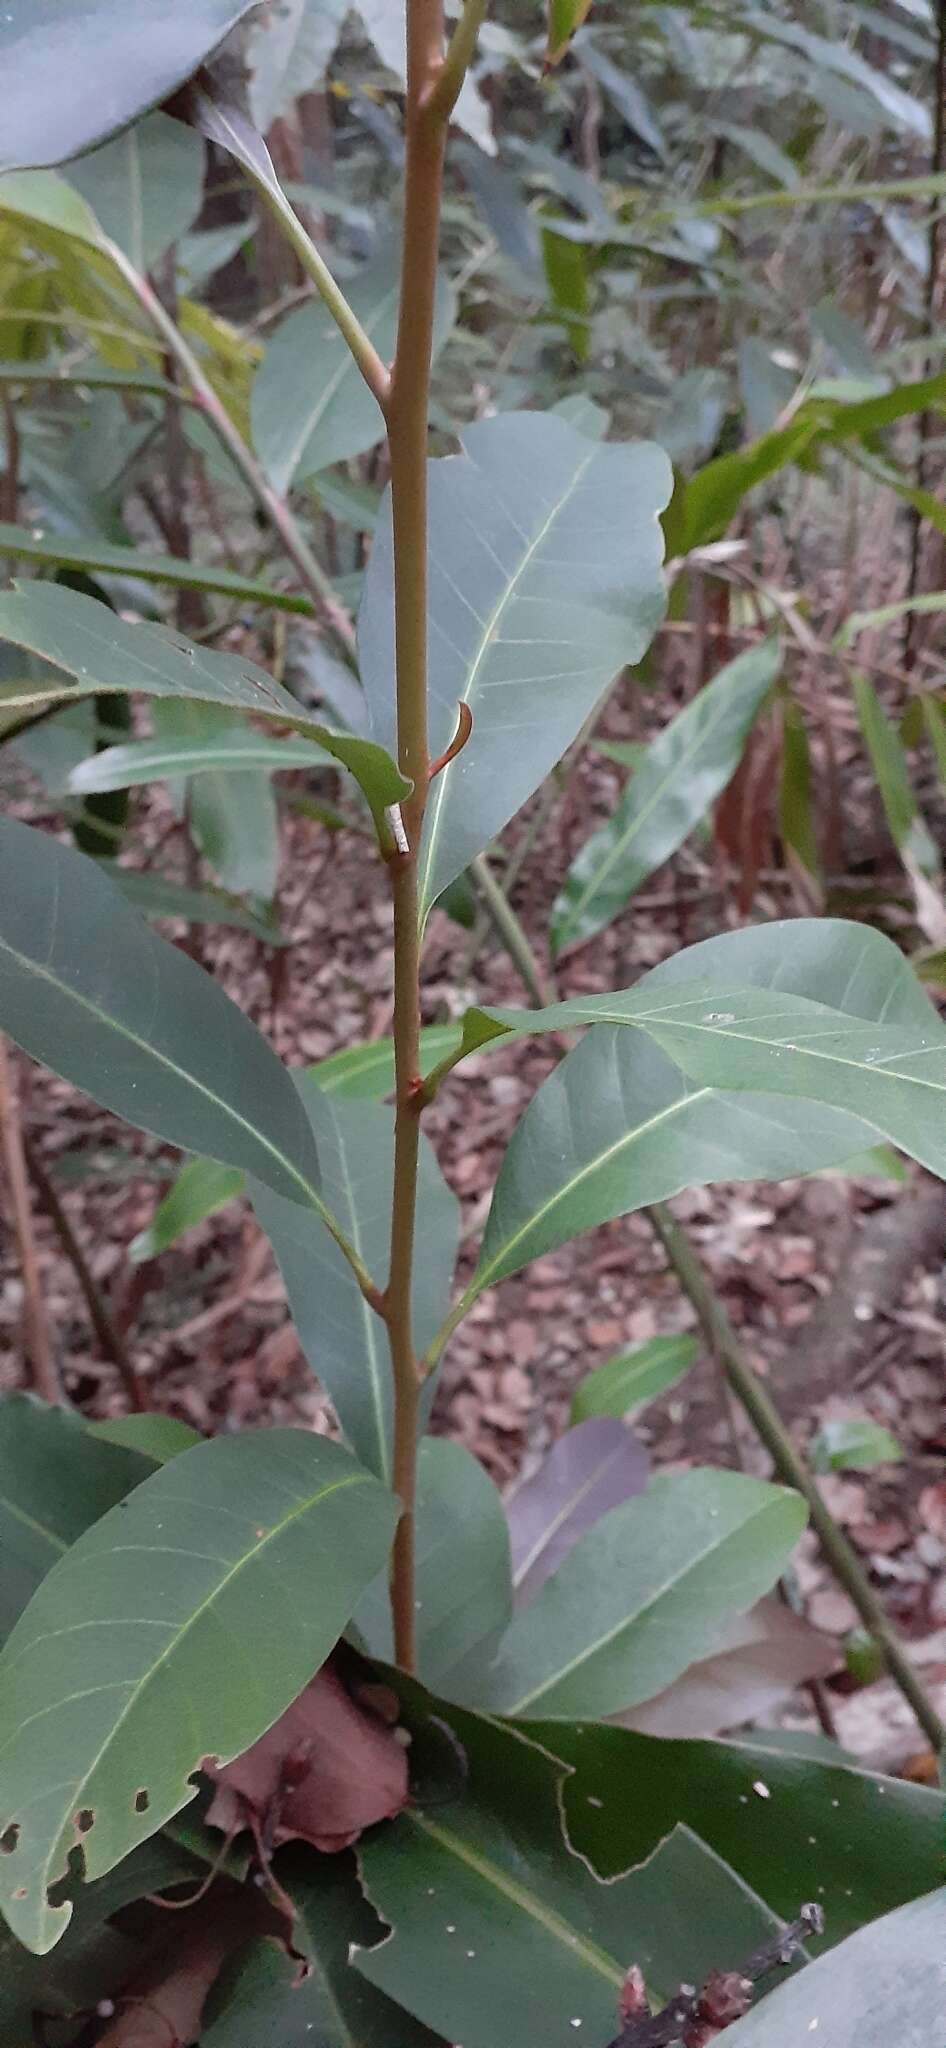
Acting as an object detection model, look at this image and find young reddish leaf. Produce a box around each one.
[205,1661,408,1856]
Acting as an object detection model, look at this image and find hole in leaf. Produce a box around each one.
[0,1824,19,1854]
[75,1809,94,1834]
[134,1789,150,1814]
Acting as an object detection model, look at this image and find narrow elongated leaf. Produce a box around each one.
[250,1082,459,1480]
[105,865,289,942]
[481,1468,806,1718]
[506,1417,649,1602]
[725,1891,946,2047]
[0,1397,151,1644]
[189,757,280,900]
[852,669,938,873]
[570,1334,699,1425]
[253,246,454,491]
[0,818,323,1207]
[0,581,409,828]
[354,1440,513,1696]
[0,0,259,172]
[547,0,595,65]
[552,639,779,954]
[0,1429,397,1953]
[69,728,333,793]
[357,1689,783,2048]
[359,412,672,919]
[130,1158,245,1262]
[0,520,315,613]
[66,113,204,271]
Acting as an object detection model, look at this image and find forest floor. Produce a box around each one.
[2,550,945,1772]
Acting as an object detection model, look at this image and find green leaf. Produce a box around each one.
[0,1428,397,1953]
[461,918,935,1300]
[66,113,204,271]
[0,580,409,830]
[552,639,779,955]
[86,1413,201,1463]
[779,699,821,880]
[0,818,324,1207]
[0,519,316,614]
[354,1439,513,1698]
[546,0,594,66]
[359,412,672,920]
[104,864,290,942]
[313,1023,461,1101]
[851,669,939,874]
[204,1847,447,2044]
[69,727,334,793]
[541,226,590,358]
[836,591,946,646]
[725,1891,946,2048]
[357,1690,784,2048]
[189,754,280,901]
[478,1469,806,1718]
[545,1717,942,1948]
[130,1158,245,1263]
[251,1082,459,1481]
[0,0,259,172]
[247,0,350,130]
[0,1396,152,1645]
[809,1418,903,1473]
[253,244,454,492]
[570,1334,699,1425]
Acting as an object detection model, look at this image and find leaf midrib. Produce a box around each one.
[29,1468,369,1918]
[506,1491,792,1714]
[420,442,598,919]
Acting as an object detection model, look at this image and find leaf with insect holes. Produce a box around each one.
[358,411,671,920]
[0,581,409,832]
[355,1681,784,2048]
[0,0,259,172]
[0,1429,397,1953]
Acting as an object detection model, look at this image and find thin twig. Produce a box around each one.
[607,1904,823,2048]
[21,1133,146,1411]
[0,1038,59,1403]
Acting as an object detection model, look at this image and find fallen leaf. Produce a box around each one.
[96,1906,236,2048]
[919,1482,946,1544]
[205,1661,408,1856]
[621,1597,838,1738]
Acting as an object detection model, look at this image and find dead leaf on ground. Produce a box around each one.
[620,1597,838,1738]
[205,1660,409,1857]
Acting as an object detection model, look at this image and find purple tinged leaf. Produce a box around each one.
[506,1417,649,1603]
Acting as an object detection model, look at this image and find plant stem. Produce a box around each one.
[426,0,489,120]
[382,0,455,1674]
[471,854,555,1005]
[458,861,946,1751]
[103,241,356,653]
[649,1202,945,1753]
[0,1037,60,1404]
[22,1132,147,1411]
[251,179,391,411]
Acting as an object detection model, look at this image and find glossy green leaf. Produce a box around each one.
[545,1717,942,1948]
[0,519,315,614]
[66,112,204,271]
[354,1439,513,1697]
[130,1158,245,1263]
[0,1396,151,1645]
[463,918,934,1300]
[726,1891,946,2048]
[570,1334,699,1425]
[0,1,259,171]
[0,818,324,1207]
[0,1428,397,1953]
[0,581,409,829]
[253,244,454,492]
[69,727,333,794]
[314,1023,461,1101]
[479,1468,806,1718]
[357,1690,783,2048]
[250,1081,459,1481]
[552,639,779,955]
[85,1413,202,1463]
[809,1417,903,1473]
[359,412,672,920]
[204,1847,447,2045]
[852,669,939,874]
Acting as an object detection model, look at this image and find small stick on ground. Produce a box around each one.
[0,1037,59,1403]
